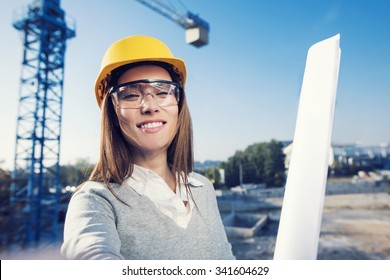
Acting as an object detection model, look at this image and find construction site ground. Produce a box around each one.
[2,179,390,260]
[230,191,390,260]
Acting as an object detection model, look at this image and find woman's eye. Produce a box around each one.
[122,93,140,101]
[156,92,169,98]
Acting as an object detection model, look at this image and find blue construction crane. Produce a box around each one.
[10,0,75,249]
[135,0,210,47]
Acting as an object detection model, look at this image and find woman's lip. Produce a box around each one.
[136,120,167,128]
[136,120,167,134]
[138,123,165,134]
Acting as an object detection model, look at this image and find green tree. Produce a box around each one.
[0,166,11,250]
[204,167,222,188]
[244,142,267,183]
[223,140,285,187]
[224,150,245,187]
[264,140,286,187]
[60,158,95,187]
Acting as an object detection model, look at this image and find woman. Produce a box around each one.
[61,35,234,260]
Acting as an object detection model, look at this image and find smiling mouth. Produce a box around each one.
[137,121,166,129]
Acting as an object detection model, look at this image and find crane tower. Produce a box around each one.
[10,0,75,248]
[135,0,210,47]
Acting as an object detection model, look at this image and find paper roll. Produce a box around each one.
[273,34,341,260]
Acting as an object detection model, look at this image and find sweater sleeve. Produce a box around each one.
[207,182,235,259]
[191,173,235,260]
[61,183,124,260]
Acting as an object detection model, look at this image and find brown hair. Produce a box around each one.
[88,62,194,199]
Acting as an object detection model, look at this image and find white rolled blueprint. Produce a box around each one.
[273,34,341,260]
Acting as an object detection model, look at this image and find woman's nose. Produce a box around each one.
[141,94,159,113]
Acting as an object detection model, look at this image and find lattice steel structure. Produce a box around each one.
[10,0,75,248]
[135,0,210,47]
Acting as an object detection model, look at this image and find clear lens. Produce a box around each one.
[111,80,180,109]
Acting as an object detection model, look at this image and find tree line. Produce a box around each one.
[1,139,286,195]
[0,159,94,206]
[198,140,286,188]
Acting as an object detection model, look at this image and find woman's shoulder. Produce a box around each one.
[189,172,211,186]
[71,180,138,206]
[188,172,216,194]
[76,181,109,194]
[71,181,119,203]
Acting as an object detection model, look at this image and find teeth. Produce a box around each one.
[140,122,163,129]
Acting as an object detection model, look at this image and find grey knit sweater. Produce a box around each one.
[61,172,234,260]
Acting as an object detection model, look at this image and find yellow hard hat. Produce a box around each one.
[94,35,186,107]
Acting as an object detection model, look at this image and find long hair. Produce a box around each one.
[88,61,194,197]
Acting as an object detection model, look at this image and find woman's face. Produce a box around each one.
[114,65,179,157]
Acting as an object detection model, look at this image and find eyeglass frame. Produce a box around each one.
[108,79,183,109]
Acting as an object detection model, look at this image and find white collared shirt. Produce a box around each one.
[123,165,204,229]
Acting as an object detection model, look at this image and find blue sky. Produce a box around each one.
[1,0,389,170]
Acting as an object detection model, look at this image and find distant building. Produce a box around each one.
[283,142,390,175]
[330,143,390,175]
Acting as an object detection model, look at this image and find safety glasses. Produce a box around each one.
[109,79,182,109]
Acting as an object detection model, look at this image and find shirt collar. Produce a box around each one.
[123,164,203,229]
[124,164,204,196]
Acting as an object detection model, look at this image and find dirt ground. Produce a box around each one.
[318,193,390,260]
[230,192,390,260]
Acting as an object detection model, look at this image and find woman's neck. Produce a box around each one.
[133,151,176,192]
